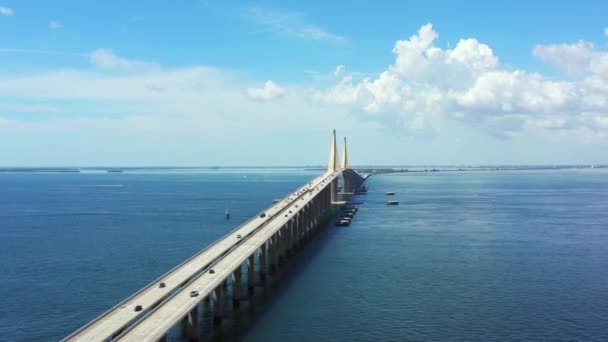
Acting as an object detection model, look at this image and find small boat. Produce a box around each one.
[225,209,231,220]
[335,219,351,227]
[386,200,399,205]
[272,199,280,204]
[385,192,396,195]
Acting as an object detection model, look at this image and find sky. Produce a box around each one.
[1,0,608,166]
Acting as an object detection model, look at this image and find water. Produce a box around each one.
[1,169,608,341]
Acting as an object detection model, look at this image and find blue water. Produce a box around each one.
[1,169,608,341]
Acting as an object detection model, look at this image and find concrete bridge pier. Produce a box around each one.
[247,254,255,294]
[302,202,311,244]
[232,265,242,307]
[305,203,313,241]
[213,285,223,326]
[259,243,267,280]
[278,226,288,264]
[285,220,294,257]
[295,216,302,247]
[302,199,321,240]
[269,233,279,273]
[331,179,338,202]
[181,305,200,341]
[291,215,300,253]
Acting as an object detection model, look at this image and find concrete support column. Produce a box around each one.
[312,197,322,226]
[343,175,349,194]
[304,206,311,240]
[247,254,255,294]
[292,214,299,251]
[286,220,293,255]
[186,305,200,341]
[232,266,242,307]
[311,201,317,235]
[270,233,279,272]
[329,179,338,202]
[259,243,267,279]
[293,211,308,248]
[213,285,223,325]
[343,175,354,192]
[294,216,300,248]
[278,226,286,263]
[312,202,317,231]
[281,226,293,262]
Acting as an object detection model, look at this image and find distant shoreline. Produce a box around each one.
[0,165,605,174]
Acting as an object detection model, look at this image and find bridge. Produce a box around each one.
[63,130,367,342]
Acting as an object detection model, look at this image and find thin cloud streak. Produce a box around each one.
[0,5,13,16]
[245,7,346,43]
[50,20,62,29]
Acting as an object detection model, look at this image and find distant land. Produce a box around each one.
[0,165,605,174]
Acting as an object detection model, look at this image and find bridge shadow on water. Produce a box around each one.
[165,213,344,342]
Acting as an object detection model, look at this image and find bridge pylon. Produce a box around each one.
[341,137,349,169]
[327,129,338,173]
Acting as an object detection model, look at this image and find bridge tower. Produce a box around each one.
[327,129,338,173]
[341,137,349,169]
[341,137,350,193]
[327,129,339,202]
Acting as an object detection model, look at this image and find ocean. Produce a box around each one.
[1,169,607,341]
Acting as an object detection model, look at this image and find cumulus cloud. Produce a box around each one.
[313,23,608,138]
[246,80,286,101]
[50,20,62,29]
[0,6,13,15]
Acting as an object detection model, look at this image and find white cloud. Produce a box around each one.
[50,20,62,29]
[0,52,359,165]
[1,44,607,165]
[0,6,13,16]
[89,49,159,71]
[246,7,345,43]
[533,41,596,76]
[313,24,608,138]
[333,65,345,77]
[533,40,608,79]
[246,80,286,101]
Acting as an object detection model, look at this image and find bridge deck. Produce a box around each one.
[64,170,341,342]
[116,183,318,341]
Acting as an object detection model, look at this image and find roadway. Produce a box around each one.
[64,169,341,342]
[115,170,338,341]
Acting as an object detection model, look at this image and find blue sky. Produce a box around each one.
[1,0,608,166]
